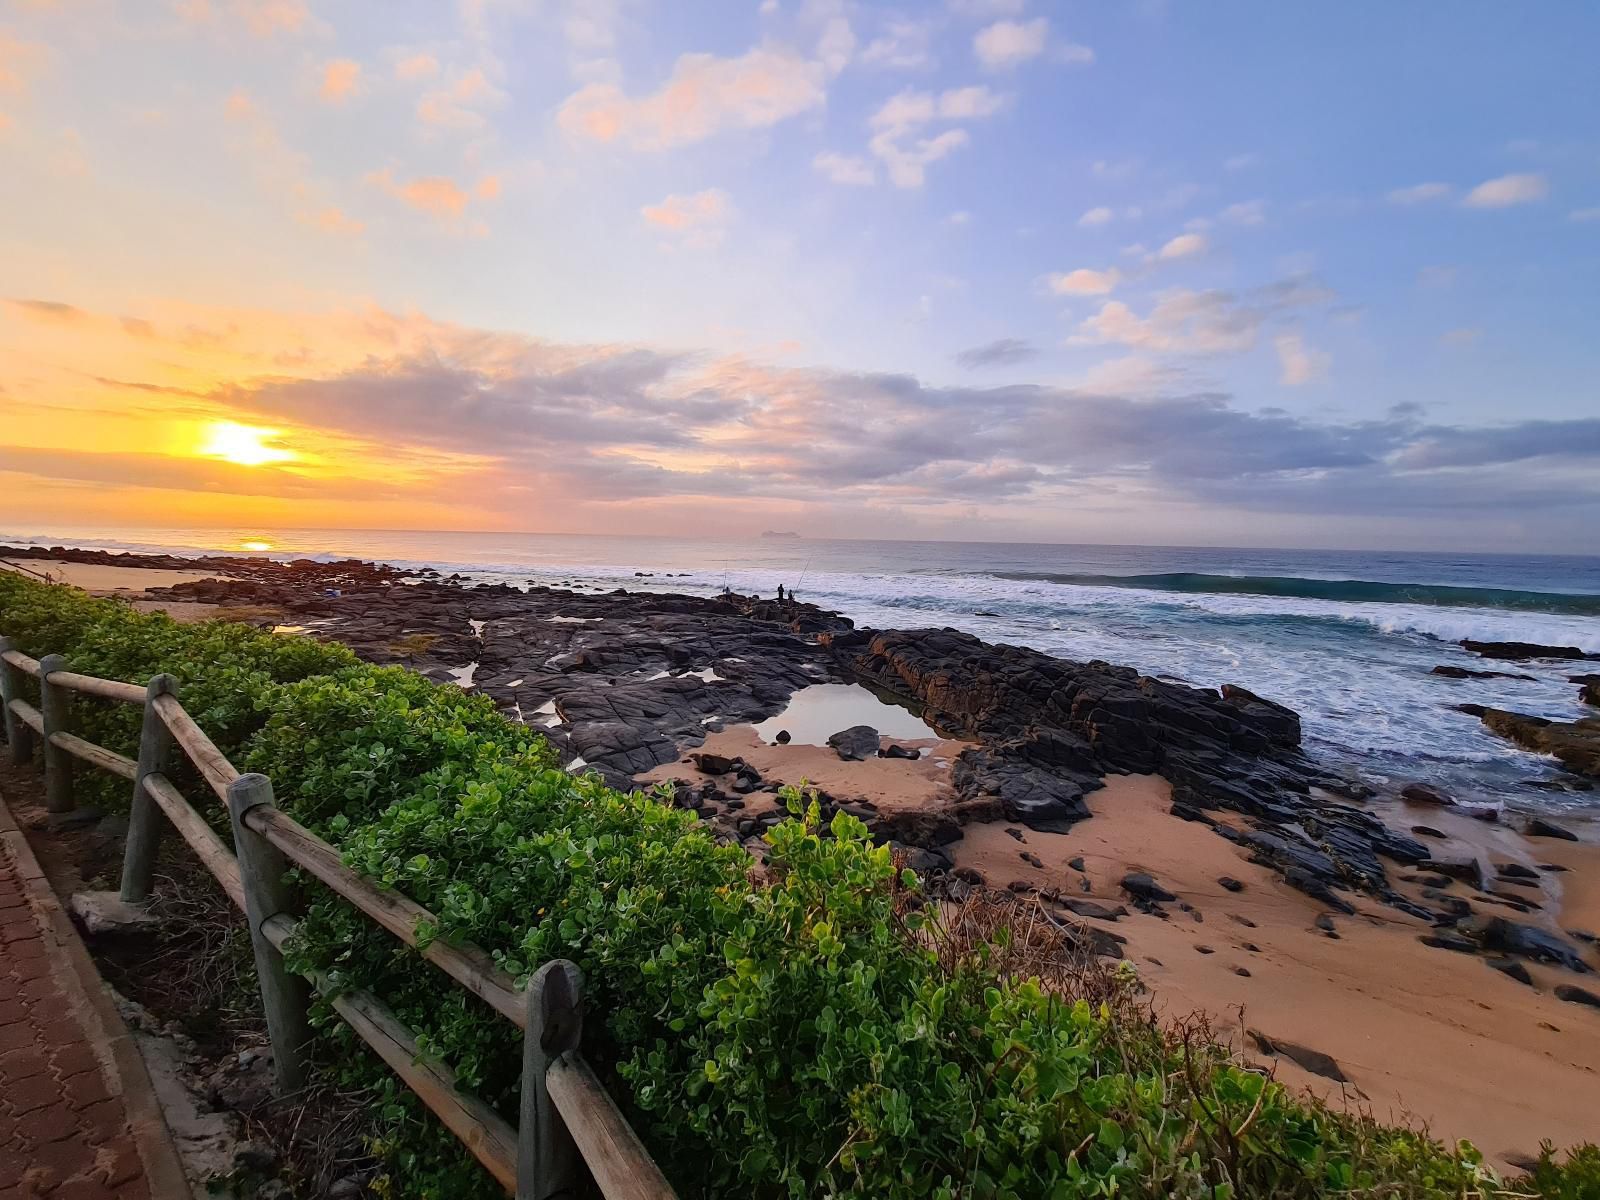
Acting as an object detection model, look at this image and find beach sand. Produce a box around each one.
[0,559,234,622]
[650,725,1600,1170]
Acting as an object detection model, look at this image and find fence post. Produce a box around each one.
[0,636,34,765]
[38,653,74,814]
[517,959,584,1200]
[227,772,311,1094]
[121,674,178,904]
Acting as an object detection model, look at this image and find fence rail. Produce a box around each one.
[0,631,677,1200]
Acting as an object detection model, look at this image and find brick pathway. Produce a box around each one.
[0,840,154,1199]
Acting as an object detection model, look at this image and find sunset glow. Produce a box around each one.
[198,423,296,468]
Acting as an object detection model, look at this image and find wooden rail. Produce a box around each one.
[0,631,676,1200]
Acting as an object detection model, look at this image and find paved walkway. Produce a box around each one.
[0,797,185,1199]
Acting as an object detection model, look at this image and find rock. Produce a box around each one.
[1554,984,1600,1008]
[68,892,162,935]
[1120,872,1177,903]
[690,752,741,775]
[826,724,880,761]
[1458,915,1591,972]
[1247,1030,1349,1082]
[1420,933,1477,953]
[1486,958,1533,986]
[1067,856,1086,873]
[1526,817,1580,841]
[256,1182,292,1200]
[1056,897,1127,921]
[1410,825,1446,838]
[774,729,791,744]
[869,809,962,848]
[1218,876,1244,893]
[232,1142,277,1173]
[1233,966,1252,977]
[1473,709,1600,779]
[1496,862,1539,880]
[880,743,920,760]
[1461,639,1595,662]
[1019,851,1044,869]
[1420,855,1485,890]
[1314,913,1337,935]
[1195,945,1214,954]
[1400,783,1454,806]
[1430,664,1535,680]
[1004,827,1026,842]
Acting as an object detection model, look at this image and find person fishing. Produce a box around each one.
[777,584,785,602]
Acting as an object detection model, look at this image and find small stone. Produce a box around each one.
[1527,818,1579,842]
[1410,825,1446,838]
[1004,827,1026,842]
[67,892,161,936]
[1229,913,1257,928]
[1195,945,1215,955]
[1067,856,1086,873]
[232,1142,277,1173]
[1120,872,1177,903]
[1555,984,1600,1009]
[1419,933,1476,953]
[774,729,791,744]
[1233,966,1252,977]
[1401,783,1454,806]
[1218,876,1243,893]
[1486,958,1533,986]
[1019,851,1044,869]
[1497,862,1539,880]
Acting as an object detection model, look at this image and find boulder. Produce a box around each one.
[1247,1030,1349,1083]
[1459,915,1592,972]
[1555,984,1600,1008]
[1461,639,1595,662]
[826,725,880,761]
[1527,817,1580,842]
[1400,783,1454,806]
[1473,709,1600,778]
[1120,872,1177,903]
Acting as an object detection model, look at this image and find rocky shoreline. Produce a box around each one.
[7,544,1599,994]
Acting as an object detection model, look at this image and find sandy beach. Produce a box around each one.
[0,558,237,622]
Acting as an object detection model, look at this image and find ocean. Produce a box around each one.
[7,525,1599,812]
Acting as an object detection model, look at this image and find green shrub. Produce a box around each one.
[2,572,1593,1199]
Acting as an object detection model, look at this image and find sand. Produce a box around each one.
[949,774,1600,1170]
[0,559,234,623]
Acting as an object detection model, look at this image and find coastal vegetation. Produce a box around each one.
[1,570,1595,1200]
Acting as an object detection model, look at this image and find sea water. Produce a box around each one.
[7,526,1598,812]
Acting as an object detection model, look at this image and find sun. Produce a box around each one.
[198,421,296,467]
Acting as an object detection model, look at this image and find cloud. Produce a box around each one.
[1440,327,1482,347]
[865,85,1005,187]
[1274,333,1329,385]
[1156,232,1208,260]
[366,169,499,224]
[178,0,312,38]
[955,337,1037,368]
[0,31,48,95]
[6,298,88,324]
[1567,206,1600,223]
[319,59,361,103]
[417,68,507,131]
[816,15,856,73]
[1219,200,1265,226]
[1075,278,1332,356]
[813,151,875,186]
[1047,267,1120,296]
[861,19,936,69]
[1078,206,1114,228]
[1463,172,1548,209]
[557,46,827,149]
[299,206,364,236]
[394,53,440,81]
[640,188,733,245]
[973,18,1048,69]
[1387,182,1451,205]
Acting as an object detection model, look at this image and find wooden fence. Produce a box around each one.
[0,634,677,1200]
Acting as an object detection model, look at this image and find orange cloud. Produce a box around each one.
[320,58,361,103]
[641,188,731,234]
[394,52,439,81]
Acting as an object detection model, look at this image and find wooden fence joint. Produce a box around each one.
[0,636,35,765]
[121,674,179,903]
[518,959,584,1200]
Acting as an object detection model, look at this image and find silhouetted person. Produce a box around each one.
[777,584,785,602]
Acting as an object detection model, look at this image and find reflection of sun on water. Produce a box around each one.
[198,421,295,467]
[239,540,274,553]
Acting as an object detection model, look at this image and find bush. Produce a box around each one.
[2,572,1592,1199]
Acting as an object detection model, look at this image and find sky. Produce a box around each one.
[2,0,1598,553]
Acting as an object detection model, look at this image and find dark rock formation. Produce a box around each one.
[826,725,880,762]
[1431,664,1535,681]
[1468,708,1600,779]
[1461,639,1597,662]
[1400,783,1453,806]
[1247,1030,1349,1083]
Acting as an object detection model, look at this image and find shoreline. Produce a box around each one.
[4,546,1599,1169]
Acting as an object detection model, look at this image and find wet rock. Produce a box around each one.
[869,809,962,848]
[1400,783,1454,806]
[1431,664,1536,680]
[1472,709,1600,779]
[1420,855,1485,890]
[1461,639,1595,662]
[1218,876,1244,893]
[827,724,880,761]
[1486,958,1534,986]
[1120,872,1177,903]
[774,729,791,744]
[1067,856,1086,872]
[1526,817,1580,841]
[1410,825,1446,839]
[1458,915,1591,972]
[1555,984,1600,1008]
[1420,933,1477,953]
[880,743,920,760]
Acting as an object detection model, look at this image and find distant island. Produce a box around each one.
[761,530,801,538]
